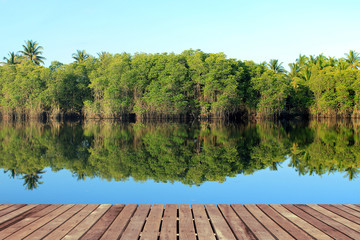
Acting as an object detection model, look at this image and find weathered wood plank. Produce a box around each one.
[100,204,137,240]
[24,204,86,240]
[0,205,60,240]
[119,204,150,240]
[320,204,360,224]
[0,205,13,212]
[296,204,360,240]
[245,204,294,240]
[232,204,275,240]
[0,205,49,231]
[5,204,74,240]
[80,204,124,240]
[141,204,164,240]
[62,204,111,240]
[334,204,360,219]
[257,204,312,240]
[284,204,351,240]
[192,204,215,240]
[179,204,196,240]
[159,204,177,240]
[0,205,26,218]
[308,204,360,232]
[270,204,332,240]
[0,204,37,225]
[43,204,99,240]
[205,204,236,240]
[218,204,255,240]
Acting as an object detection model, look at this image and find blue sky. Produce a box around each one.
[1,0,359,68]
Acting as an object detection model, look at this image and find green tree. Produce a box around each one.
[3,52,20,64]
[19,40,45,65]
[345,50,360,69]
[72,50,89,62]
[267,59,285,74]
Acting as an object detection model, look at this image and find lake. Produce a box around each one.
[0,120,359,204]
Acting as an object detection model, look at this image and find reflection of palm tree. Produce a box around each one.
[4,168,19,178]
[19,40,45,65]
[344,167,359,180]
[72,171,87,181]
[22,169,45,190]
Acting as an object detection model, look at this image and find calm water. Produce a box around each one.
[0,120,359,204]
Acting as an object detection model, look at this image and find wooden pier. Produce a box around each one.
[0,204,359,239]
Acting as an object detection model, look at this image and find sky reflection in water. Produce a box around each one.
[0,120,359,204]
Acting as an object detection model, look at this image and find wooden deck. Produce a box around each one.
[0,204,359,239]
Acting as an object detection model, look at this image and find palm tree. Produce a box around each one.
[19,40,45,65]
[4,168,19,178]
[316,54,327,70]
[344,50,360,69]
[267,59,285,74]
[296,54,308,69]
[22,169,45,190]
[3,51,20,64]
[72,50,89,62]
[337,58,349,71]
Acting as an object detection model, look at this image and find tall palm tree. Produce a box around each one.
[296,54,308,69]
[316,53,327,70]
[344,50,360,69]
[22,169,45,190]
[72,50,89,62]
[3,51,20,64]
[267,59,285,74]
[19,40,45,65]
[337,58,349,71]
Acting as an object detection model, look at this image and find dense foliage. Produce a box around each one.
[0,120,359,189]
[1,42,360,119]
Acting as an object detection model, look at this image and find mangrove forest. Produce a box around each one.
[1,40,360,120]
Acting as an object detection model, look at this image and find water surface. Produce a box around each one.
[0,120,359,204]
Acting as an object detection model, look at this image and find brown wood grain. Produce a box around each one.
[192,204,215,240]
[119,204,150,240]
[296,204,360,239]
[159,204,177,240]
[140,204,164,240]
[179,204,196,240]
[205,204,236,240]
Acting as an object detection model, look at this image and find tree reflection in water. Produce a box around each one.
[0,119,359,190]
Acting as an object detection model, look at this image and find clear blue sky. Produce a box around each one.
[1,0,359,68]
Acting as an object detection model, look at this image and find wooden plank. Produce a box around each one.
[0,205,26,217]
[0,205,49,231]
[218,204,255,240]
[232,204,275,240]
[120,204,151,240]
[43,204,99,240]
[308,204,360,232]
[0,204,37,225]
[205,204,236,240]
[245,204,294,240]
[346,204,360,212]
[24,204,86,240]
[159,204,177,240]
[80,205,124,240]
[320,204,360,224]
[332,204,360,219]
[296,204,360,240]
[141,204,164,240]
[62,204,111,240]
[0,205,13,212]
[5,204,74,240]
[257,204,312,240]
[179,204,196,240]
[0,205,61,240]
[344,204,360,214]
[100,204,137,240]
[192,204,215,240]
[284,205,352,240]
[270,204,332,240]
